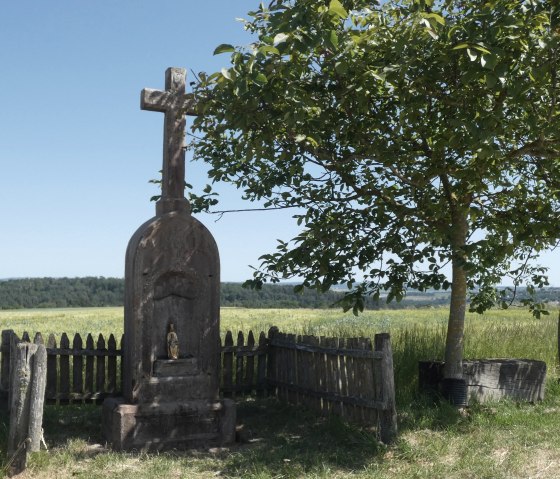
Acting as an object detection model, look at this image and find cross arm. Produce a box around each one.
[141,89,197,116]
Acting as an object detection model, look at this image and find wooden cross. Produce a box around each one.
[141,67,196,213]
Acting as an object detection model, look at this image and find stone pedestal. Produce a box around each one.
[102,397,236,451]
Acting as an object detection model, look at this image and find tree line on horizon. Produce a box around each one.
[0,277,558,311]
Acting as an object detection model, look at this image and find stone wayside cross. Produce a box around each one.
[103,66,236,451]
[141,67,196,214]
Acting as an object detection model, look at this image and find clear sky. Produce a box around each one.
[0,1,558,286]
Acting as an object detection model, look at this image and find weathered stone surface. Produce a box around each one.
[122,211,221,403]
[102,397,236,451]
[153,358,198,377]
[140,67,196,211]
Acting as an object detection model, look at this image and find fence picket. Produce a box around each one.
[357,338,369,422]
[107,334,117,394]
[278,333,288,403]
[222,331,233,398]
[330,337,343,416]
[46,334,57,403]
[307,335,320,412]
[338,337,348,420]
[85,334,94,400]
[266,327,279,397]
[235,331,244,398]
[96,334,106,402]
[245,331,255,395]
[72,333,84,403]
[346,338,357,422]
[59,333,70,404]
[362,338,376,423]
[256,331,267,397]
[286,334,297,404]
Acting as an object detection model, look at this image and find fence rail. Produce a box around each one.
[1,326,397,442]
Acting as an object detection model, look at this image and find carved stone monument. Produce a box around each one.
[102,67,236,451]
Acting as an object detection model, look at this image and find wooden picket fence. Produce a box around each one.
[1,327,397,441]
[1,330,121,403]
[266,329,397,441]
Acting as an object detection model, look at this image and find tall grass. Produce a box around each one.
[1,305,557,406]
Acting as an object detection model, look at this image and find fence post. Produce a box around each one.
[7,342,47,476]
[8,332,21,410]
[374,333,397,444]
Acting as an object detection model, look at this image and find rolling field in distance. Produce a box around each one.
[1,305,557,390]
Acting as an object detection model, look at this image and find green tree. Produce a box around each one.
[191,0,560,379]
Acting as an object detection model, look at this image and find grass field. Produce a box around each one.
[0,306,558,478]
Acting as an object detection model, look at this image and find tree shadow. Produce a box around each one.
[219,398,387,476]
[0,394,470,477]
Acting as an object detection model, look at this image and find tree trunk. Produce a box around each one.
[443,208,468,379]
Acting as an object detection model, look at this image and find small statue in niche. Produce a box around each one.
[167,323,179,360]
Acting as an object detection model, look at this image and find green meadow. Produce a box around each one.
[0,306,559,478]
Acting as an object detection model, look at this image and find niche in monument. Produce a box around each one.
[102,67,236,451]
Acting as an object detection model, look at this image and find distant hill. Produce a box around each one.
[0,277,125,309]
[0,277,558,310]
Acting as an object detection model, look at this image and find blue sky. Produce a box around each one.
[0,1,559,286]
[0,1,302,282]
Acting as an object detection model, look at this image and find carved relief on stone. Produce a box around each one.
[153,270,201,301]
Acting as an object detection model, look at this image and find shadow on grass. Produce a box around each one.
[221,398,386,477]
[41,402,105,447]
[17,398,389,477]
[0,394,478,478]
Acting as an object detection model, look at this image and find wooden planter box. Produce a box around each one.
[419,359,547,404]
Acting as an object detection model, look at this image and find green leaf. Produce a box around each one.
[213,44,235,55]
[273,33,290,45]
[258,45,280,56]
[471,44,491,55]
[452,42,470,50]
[481,54,498,70]
[221,68,232,80]
[329,0,348,19]
[253,72,268,85]
[424,13,445,25]
[485,72,497,88]
[467,48,477,61]
[370,70,386,82]
[329,30,339,48]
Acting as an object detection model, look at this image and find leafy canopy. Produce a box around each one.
[190,0,560,314]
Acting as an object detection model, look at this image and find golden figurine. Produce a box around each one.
[167,323,179,360]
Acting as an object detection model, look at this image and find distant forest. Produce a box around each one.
[0,277,559,310]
